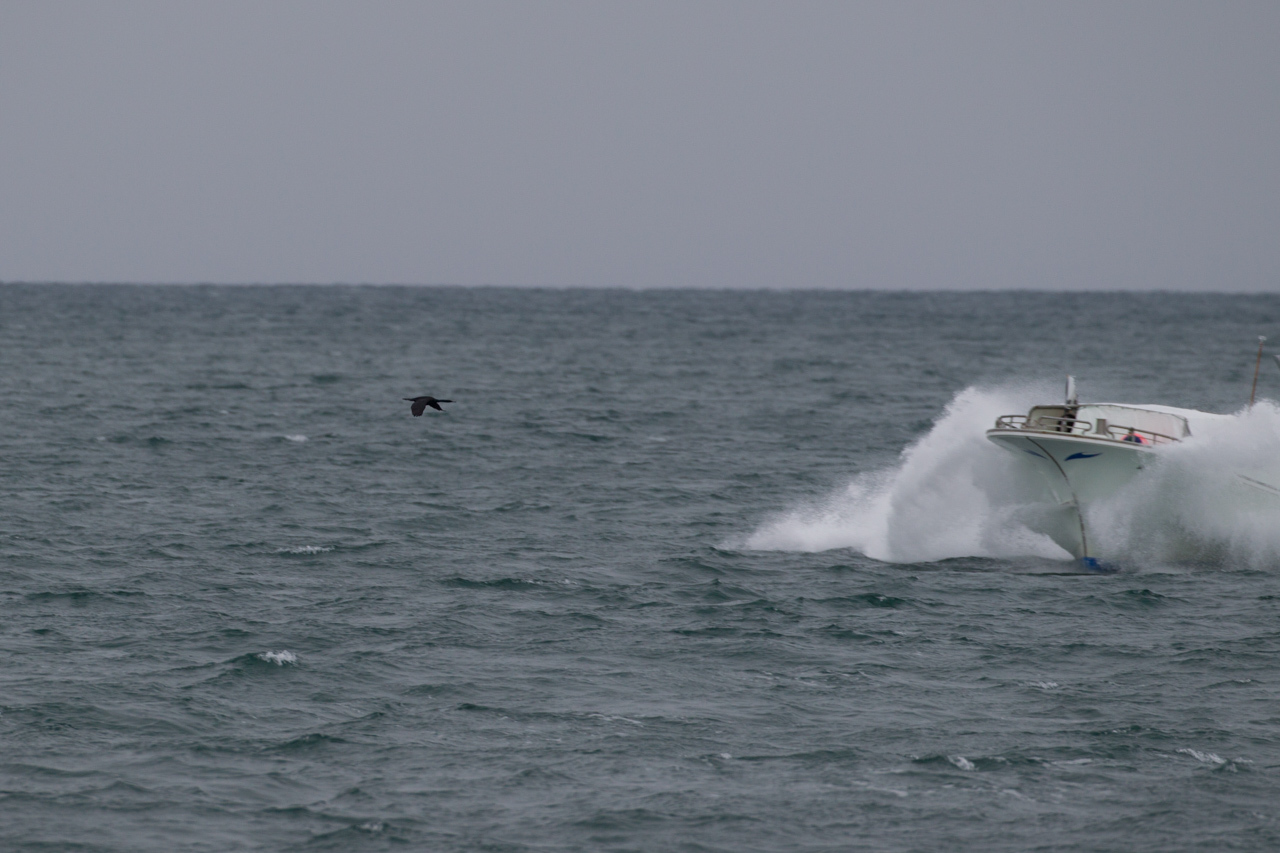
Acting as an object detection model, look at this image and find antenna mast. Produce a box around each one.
[1250,336,1267,409]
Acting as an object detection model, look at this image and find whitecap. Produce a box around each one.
[948,756,975,771]
[258,650,297,666]
[275,545,333,555]
[586,713,644,726]
[1177,748,1226,765]
[283,434,308,443]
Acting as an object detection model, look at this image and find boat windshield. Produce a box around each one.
[1074,405,1190,439]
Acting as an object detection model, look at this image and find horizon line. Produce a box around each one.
[2,280,1279,295]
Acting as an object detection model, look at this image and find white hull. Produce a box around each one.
[986,429,1150,558]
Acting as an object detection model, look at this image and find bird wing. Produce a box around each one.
[410,400,427,416]
[426,399,443,411]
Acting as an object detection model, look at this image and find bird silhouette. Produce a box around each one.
[404,396,452,416]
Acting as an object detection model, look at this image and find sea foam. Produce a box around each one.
[1177,748,1226,765]
[257,650,297,666]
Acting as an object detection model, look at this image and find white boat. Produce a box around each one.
[986,377,1231,566]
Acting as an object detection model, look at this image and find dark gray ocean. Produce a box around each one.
[4,284,1280,852]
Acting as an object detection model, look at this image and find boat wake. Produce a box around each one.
[746,387,1280,568]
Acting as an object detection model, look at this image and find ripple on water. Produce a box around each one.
[3,287,1279,852]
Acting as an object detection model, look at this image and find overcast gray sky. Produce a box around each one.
[1,1,1277,290]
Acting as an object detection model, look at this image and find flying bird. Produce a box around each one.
[404,396,452,416]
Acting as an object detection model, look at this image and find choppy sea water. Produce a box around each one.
[3,284,1280,851]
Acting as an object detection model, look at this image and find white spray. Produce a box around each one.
[746,385,1067,563]
[747,387,1280,568]
[1088,400,1280,568]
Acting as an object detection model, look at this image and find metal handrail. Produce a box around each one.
[991,414,1179,446]
[1032,415,1093,433]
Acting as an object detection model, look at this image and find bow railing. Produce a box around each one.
[991,415,1178,446]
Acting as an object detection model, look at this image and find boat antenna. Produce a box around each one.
[1249,336,1267,409]
[1065,375,1078,407]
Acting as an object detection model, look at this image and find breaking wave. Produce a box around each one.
[257,650,298,666]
